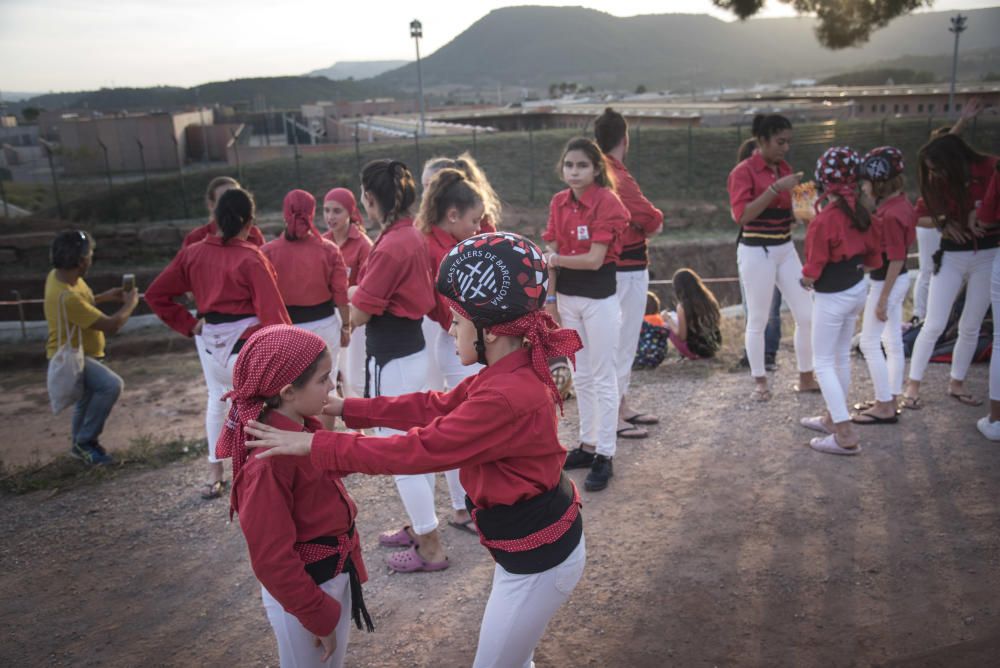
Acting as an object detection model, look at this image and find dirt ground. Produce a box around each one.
[2,338,999,667]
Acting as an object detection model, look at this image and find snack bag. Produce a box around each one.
[792,181,818,222]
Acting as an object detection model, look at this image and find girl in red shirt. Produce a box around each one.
[246,232,585,668]
[799,147,882,455]
[219,325,371,668]
[262,190,350,420]
[421,152,502,232]
[903,135,998,409]
[543,137,628,493]
[350,159,446,573]
[854,147,916,424]
[183,176,266,248]
[146,188,290,499]
[321,188,373,399]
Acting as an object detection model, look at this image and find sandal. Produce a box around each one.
[948,391,983,407]
[386,546,449,573]
[900,395,923,411]
[624,413,659,426]
[200,480,228,500]
[616,425,648,439]
[793,383,822,394]
[809,433,860,456]
[853,400,903,416]
[851,411,899,425]
[447,518,478,536]
[800,416,832,434]
[379,526,417,548]
[750,387,772,402]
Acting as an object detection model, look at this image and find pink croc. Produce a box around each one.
[386,546,450,573]
[378,526,416,548]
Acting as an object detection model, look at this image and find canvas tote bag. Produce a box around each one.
[46,290,85,414]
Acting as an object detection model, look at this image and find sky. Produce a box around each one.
[1,0,997,93]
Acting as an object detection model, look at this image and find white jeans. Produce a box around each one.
[557,293,621,457]
[908,248,996,383]
[295,314,342,388]
[473,535,587,668]
[194,336,238,464]
[338,324,366,399]
[261,573,351,668]
[369,349,439,535]
[812,280,868,424]
[614,269,650,401]
[991,251,1000,401]
[859,273,911,402]
[737,242,814,378]
[913,227,942,320]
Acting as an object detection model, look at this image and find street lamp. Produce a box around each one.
[948,13,967,119]
[410,19,426,137]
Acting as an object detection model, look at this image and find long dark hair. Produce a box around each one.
[672,268,720,338]
[594,107,627,154]
[214,188,255,244]
[556,137,616,191]
[361,159,417,228]
[836,195,872,232]
[736,138,757,163]
[918,134,990,225]
[752,114,791,142]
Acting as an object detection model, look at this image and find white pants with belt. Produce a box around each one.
[557,293,621,457]
[908,248,996,383]
[913,227,942,321]
[338,324,366,399]
[614,269,650,401]
[812,280,868,424]
[991,251,1000,401]
[261,573,352,668]
[737,241,814,378]
[194,336,237,464]
[295,313,342,389]
[473,535,587,668]
[859,273,911,402]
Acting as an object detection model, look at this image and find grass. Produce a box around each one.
[0,434,206,495]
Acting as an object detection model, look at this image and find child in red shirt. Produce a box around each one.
[219,325,371,668]
[183,176,265,248]
[246,232,585,668]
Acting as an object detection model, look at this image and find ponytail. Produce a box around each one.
[361,159,417,228]
[736,138,757,163]
[214,188,255,244]
[416,168,484,233]
[594,107,627,154]
[836,194,872,233]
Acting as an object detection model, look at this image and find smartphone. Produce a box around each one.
[122,273,136,292]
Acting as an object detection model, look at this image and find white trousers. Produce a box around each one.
[859,273,911,402]
[261,573,351,668]
[614,269,650,401]
[295,314,342,388]
[421,317,479,511]
[991,251,1000,401]
[812,280,868,424]
[557,294,621,457]
[908,248,996,383]
[195,336,238,464]
[737,242,814,378]
[913,227,942,320]
[369,349,440,535]
[338,324,366,399]
[473,535,587,668]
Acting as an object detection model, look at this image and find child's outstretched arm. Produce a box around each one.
[324,374,476,432]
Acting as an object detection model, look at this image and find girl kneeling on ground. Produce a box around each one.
[661,268,723,360]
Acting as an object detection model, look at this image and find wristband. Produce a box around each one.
[768,184,780,196]
[545,296,557,304]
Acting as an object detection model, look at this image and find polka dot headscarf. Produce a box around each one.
[815,146,862,209]
[861,146,905,182]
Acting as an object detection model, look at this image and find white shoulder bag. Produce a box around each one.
[46,290,85,414]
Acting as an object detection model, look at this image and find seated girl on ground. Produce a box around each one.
[661,268,723,360]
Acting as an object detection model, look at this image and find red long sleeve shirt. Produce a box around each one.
[802,204,882,281]
[351,218,435,320]
[233,411,366,637]
[875,193,917,263]
[145,236,290,338]
[323,225,373,287]
[915,156,999,251]
[978,167,1000,225]
[262,234,349,307]
[183,221,265,248]
[728,152,795,246]
[542,184,629,264]
[311,349,565,509]
[424,225,463,330]
[606,155,664,270]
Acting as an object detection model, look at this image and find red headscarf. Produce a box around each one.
[815,146,862,212]
[218,325,328,511]
[283,189,319,239]
[324,187,363,225]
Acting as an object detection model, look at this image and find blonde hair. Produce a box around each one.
[423,152,502,227]
[416,168,484,234]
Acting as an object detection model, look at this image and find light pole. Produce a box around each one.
[948,13,967,119]
[410,19,426,137]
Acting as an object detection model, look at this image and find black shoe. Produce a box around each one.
[564,446,595,470]
[764,354,778,372]
[584,455,613,491]
[738,354,750,368]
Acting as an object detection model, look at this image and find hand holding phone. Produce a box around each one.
[122,273,136,292]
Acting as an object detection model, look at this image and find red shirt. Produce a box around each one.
[312,349,564,509]
[606,155,664,269]
[183,221,265,248]
[916,157,999,251]
[728,152,795,246]
[351,218,435,320]
[233,411,365,637]
[262,234,349,307]
[323,225,373,287]
[424,225,463,330]
[146,236,290,337]
[802,203,882,281]
[979,167,1000,225]
[875,193,917,262]
[542,184,629,264]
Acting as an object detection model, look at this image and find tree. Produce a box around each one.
[712,0,932,49]
[635,84,648,94]
[22,107,42,123]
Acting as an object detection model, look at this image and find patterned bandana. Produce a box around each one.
[283,189,319,239]
[218,325,328,505]
[815,146,861,210]
[324,187,363,225]
[861,146,905,182]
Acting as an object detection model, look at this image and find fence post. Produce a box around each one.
[354,128,361,176]
[230,128,243,185]
[97,139,116,223]
[736,124,742,145]
[40,139,64,219]
[686,123,694,194]
[11,290,27,340]
[414,130,421,171]
[634,123,641,183]
[528,128,535,204]
[171,135,190,219]
[288,115,302,187]
[136,138,153,221]
[472,126,477,159]
[0,177,9,219]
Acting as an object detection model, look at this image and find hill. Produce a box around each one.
[307,60,410,80]
[374,5,1000,91]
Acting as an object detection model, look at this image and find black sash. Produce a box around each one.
[869,253,908,281]
[287,301,336,324]
[202,311,255,324]
[556,262,617,299]
[364,313,424,398]
[815,255,864,293]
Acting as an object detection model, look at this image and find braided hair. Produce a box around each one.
[361,159,417,229]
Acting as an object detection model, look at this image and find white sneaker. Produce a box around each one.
[976,417,1000,441]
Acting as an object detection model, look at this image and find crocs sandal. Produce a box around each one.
[447,519,478,536]
[809,434,860,456]
[800,416,832,434]
[616,425,648,439]
[386,546,450,573]
[378,526,417,548]
[200,480,228,500]
[948,391,983,407]
[624,413,659,425]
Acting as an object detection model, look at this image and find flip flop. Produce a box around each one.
[809,434,860,456]
[624,413,660,425]
[901,395,922,411]
[200,480,228,500]
[851,412,899,425]
[378,526,416,548]
[386,546,450,573]
[793,384,822,394]
[750,387,772,402]
[854,400,903,416]
[800,416,832,434]
[448,519,478,536]
[948,391,983,407]
[616,425,648,439]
